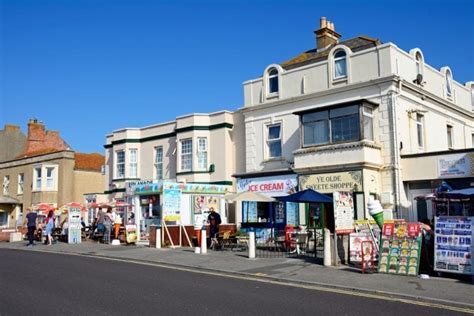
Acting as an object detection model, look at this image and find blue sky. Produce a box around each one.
[1,0,473,154]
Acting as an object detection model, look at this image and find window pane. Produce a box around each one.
[269,76,279,93]
[416,115,424,147]
[269,69,278,76]
[331,114,359,142]
[268,125,281,140]
[335,58,347,78]
[181,140,192,171]
[363,115,373,141]
[269,141,282,157]
[303,120,329,145]
[46,167,54,177]
[335,50,346,58]
[447,126,453,148]
[302,111,328,123]
[330,105,358,118]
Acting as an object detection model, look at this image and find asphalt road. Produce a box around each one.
[0,249,467,316]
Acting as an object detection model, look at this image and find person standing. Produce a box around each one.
[24,209,38,247]
[207,207,221,239]
[103,208,113,244]
[95,207,106,233]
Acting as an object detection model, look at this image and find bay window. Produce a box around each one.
[181,139,192,172]
[301,102,374,147]
[197,138,208,170]
[129,149,138,178]
[116,150,125,178]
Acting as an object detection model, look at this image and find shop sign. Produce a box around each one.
[333,192,355,234]
[164,183,230,195]
[434,216,473,275]
[132,181,163,195]
[299,171,362,193]
[163,188,181,222]
[438,153,474,178]
[237,175,297,197]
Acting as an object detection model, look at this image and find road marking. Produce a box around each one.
[10,248,474,314]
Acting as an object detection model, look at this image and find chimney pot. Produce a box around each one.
[314,18,341,50]
[320,17,327,28]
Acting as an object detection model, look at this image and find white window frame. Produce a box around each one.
[362,105,374,141]
[46,167,55,189]
[415,52,423,76]
[18,173,24,195]
[3,175,9,195]
[116,150,125,179]
[334,50,347,79]
[446,71,453,97]
[180,139,193,172]
[268,68,279,95]
[129,149,138,178]
[416,114,424,149]
[266,123,282,159]
[34,167,42,191]
[32,165,58,192]
[154,146,163,180]
[197,137,208,171]
[447,125,453,149]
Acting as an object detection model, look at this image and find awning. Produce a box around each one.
[225,191,276,202]
[276,189,333,203]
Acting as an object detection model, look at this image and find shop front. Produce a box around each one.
[402,150,474,222]
[236,174,298,242]
[130,181,231,243]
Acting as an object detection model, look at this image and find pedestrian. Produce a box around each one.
[207,207,221,239]
[44,210,55,246]
[420,219,434,275]
[95,207,106,233]
[103,207,113,244]
[24,208,38,247]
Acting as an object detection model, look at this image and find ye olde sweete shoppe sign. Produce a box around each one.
[299,171,362,193]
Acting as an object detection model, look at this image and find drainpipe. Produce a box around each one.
[388,81,402,219]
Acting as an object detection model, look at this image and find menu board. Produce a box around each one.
[67,207,82,244]
[286,202,299,226]
[378,222,422,276]
[350,233,375,263]
[333,192,354,234]
[434,216,473,275]
[242,201,258,223]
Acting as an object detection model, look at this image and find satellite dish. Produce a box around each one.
[414,73,423,85]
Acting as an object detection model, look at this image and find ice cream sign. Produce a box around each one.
[237,175,297,197]
[438,153,473,178]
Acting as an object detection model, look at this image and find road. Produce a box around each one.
[0,249,468,315]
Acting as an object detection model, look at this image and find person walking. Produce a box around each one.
[24,208,38,247]
[44,210,55,246]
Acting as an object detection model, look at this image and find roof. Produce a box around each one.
[281,36,381,70]
[16,148,63,159]
[74,153,105,172]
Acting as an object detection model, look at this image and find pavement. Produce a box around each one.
[1,241,473,309]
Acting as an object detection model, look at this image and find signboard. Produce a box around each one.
[378,222,422,276]
[193,195,220,214]
[333,192,354,234]
[299,171,362,193]
[350,233,375,263]
[434,216,473,275]
[67,207,82,244]
[125,224,137,244]
[237,175,297,197]
[438,153,473,178]
[163,188,181,222]
[286,202,299,226]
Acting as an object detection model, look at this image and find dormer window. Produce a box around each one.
[415,52,423,76]
[268,68,279,94]
[334,50,347,79]
[445,69,453,97]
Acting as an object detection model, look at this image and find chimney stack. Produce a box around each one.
[314,17,341,50]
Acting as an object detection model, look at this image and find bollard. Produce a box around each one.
[324,228,331,266]
[200,228,207,254]
[155,227,161,249]
[248,231,256,259]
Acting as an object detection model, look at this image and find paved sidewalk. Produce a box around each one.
[1,241,473,308]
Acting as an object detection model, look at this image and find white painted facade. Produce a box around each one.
[240,27,474,222]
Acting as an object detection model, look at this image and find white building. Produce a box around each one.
[236,17,474,226]
[104,111,244,240]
